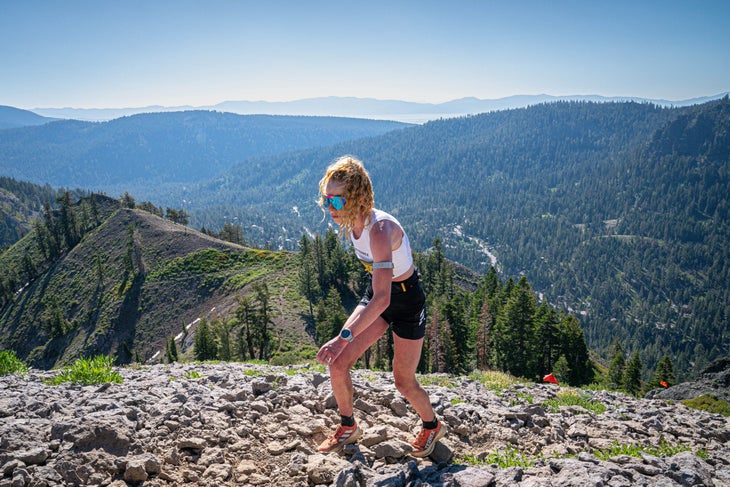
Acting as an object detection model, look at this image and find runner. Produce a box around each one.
[315,155,447,457]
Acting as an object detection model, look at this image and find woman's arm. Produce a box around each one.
[316,220,401,365]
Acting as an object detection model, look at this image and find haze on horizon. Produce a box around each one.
[1,0,729,110]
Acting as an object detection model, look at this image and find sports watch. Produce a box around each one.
[339,328,354,343]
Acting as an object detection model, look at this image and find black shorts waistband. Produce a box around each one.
[391,269,420,294]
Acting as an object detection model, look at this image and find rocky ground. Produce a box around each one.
[648,358,730,403]
[1,362,729,486]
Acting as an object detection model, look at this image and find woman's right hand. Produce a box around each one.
[316,336,346,366]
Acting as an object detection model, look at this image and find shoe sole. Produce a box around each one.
[318,427,363,453]
[410,425,448,458]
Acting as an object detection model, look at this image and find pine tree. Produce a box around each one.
[166,337,179,363]
[253,283,272,360]
[42,198,61,259]
[57,191,79,249]
[42,295,67,337]
[214,319,232,361]
[427,307,443,372]
[623,351,643,396]
[439,317,458,373]
[121,192,136,209]
[312,233,327,294]
[535,302,559,376]
[315,287,347,346]
[553,355,570,384]
[608,341,626,390]
[235,327,248,361]
[647,355,676,389]
[475,295,493,370]
[496,277,537,379]
[557,313,593,385]
[235,297,256,359]
[194,316,217,361]
[324,228,348,287]
[297,235,318,319]
[450,293,473,374]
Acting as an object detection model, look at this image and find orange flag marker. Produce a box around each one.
[543,373,559,385]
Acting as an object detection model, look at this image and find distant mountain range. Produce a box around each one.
[0,106,61,129]
[0,111,408,194]
[22,93,730,124]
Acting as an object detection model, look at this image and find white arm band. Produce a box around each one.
[372,261,394,269]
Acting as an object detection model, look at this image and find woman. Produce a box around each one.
[315,155,447,457]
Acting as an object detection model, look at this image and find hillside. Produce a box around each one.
[0,111,409,198]
[1,362,728,486]
[0,203,314,369]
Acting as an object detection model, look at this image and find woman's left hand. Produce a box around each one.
[316,336,346,366]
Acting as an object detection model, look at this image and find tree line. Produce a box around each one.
[172,282,275,364]
[0,191,192,312]
[292,231,595,386]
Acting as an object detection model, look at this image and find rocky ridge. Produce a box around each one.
[1,362,729,486]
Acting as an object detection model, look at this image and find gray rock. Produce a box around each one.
[451,467,495,487]
[123,457,148,483]
[0,363,728,487]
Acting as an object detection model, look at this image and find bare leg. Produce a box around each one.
[328,308,389,417]
[392,335,435,422]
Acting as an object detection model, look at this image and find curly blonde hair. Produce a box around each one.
[318,155,374,239]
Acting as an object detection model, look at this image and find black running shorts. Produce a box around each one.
[358,270,427,340]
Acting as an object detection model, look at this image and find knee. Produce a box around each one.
[394,374,420,396]
[329,356,352,378]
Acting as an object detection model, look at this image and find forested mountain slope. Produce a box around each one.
[0,111,409,197]
[181,98,729,379]
[0,177,82,248]
[0,196,312,369]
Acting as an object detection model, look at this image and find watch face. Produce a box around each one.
[340,329,353,341]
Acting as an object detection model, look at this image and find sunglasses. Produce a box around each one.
[324,194,346,210]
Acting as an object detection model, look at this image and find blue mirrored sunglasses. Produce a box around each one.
[324,194,346,210]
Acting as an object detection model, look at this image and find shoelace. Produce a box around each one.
[329,425,353,442]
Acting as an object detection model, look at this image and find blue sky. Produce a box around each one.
[1,0,728,109]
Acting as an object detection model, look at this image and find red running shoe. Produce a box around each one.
[410,422,447,458]
[317,423,363,453]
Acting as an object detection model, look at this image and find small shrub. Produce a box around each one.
[543,390,607,414]
[681,395,730,417]
[418,374,458,388]
[458,447,534,468]
[0,350,28,376]
[595,439,692,461]
[48,355,122,385]
[269,348,317,366]
[468,369,523,391]
[514,392,534,404]
[184,370,203,380]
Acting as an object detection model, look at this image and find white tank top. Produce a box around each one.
[351,209,413,279]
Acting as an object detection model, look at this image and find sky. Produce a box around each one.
[1,0,729,109]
